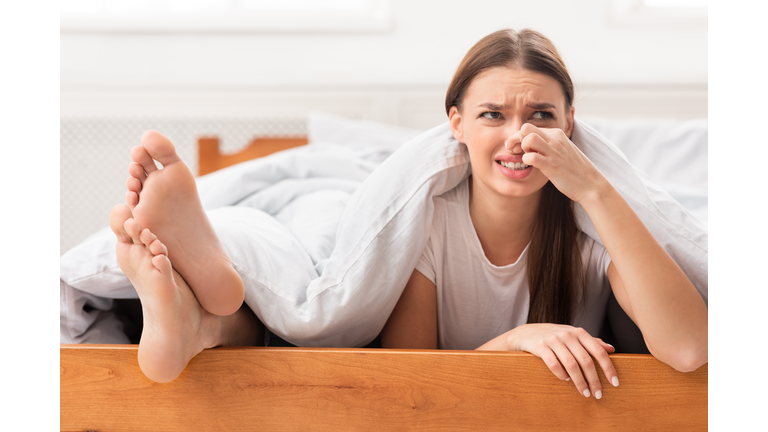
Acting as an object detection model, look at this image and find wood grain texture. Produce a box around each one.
[198,136,308,176]
[61,344,707,432]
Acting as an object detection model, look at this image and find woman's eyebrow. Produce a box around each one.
[527,102,555,110]
[476,102,556,110]
[477,102,508,110]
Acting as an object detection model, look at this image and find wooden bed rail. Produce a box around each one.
[60,344,707,431]
[198,136,308,176]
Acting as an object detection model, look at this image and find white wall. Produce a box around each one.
[61,0,708,124]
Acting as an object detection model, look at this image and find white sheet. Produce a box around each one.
[60,117,708,347]
[584,117,708,227]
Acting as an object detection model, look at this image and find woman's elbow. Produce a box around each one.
[671,355,707,373]
[662,345,708,373]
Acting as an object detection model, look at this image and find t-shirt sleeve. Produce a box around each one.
[414,236,437,284]
[598,243,612,277]
[582,232,613,282]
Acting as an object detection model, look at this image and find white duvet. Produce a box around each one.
[60,115,708,347]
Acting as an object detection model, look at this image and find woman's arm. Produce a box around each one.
[584,185,708,372]
[518,123,708,372]
[380,269,438,349]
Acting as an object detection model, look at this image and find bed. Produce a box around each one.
[60,114,708,431]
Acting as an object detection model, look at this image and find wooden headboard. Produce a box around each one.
[197,136,308,176]
[60,136,708,431]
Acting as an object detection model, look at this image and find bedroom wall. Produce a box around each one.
[60,0,708,255]
[61,0,708,123]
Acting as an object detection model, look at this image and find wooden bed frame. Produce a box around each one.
[60,135,708,431]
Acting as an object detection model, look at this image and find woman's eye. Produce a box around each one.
[531,111,554,120]
[481,111,502,120]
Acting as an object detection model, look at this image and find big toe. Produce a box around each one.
[141,130,182,167]
[110,204,134,243]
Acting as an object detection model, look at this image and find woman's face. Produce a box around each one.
[449,66,574,199]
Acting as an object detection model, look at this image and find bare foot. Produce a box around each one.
[110,204,220,383]
[125,130,244,316]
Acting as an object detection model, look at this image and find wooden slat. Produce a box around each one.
[60,344,707,432]
[198,136,308,176]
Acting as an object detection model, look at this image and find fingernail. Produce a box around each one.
[612,377,619,387]
[595,390,602,400]
[583,389,590,398]
[566,377,571,381]
[607,343,614,350]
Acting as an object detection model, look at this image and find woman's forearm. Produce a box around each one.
[580,179,708,371]
[476,330,515,351]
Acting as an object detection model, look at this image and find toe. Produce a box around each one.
[131,144,158,175]
[126,176,142,194]
[148,238,168,257]
[126,191,139,208]
[128,162,146,184]
[141,130,181,167]
[123,218,144,244]
[139,228,157,246]
[110,204,134,244]
[152,254,173,275]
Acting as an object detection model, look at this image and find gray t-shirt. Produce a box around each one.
[414,178,613,350]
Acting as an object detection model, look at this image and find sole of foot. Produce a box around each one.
[110,204,220,383]
[125,130,244,316]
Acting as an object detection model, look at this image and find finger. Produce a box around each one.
[523,123,568,143]
[532,344,571,381]
[521,151,545,170]
[520,132,548,155]
[566,336,605,399]
[583,336,620,388]
[520,122,544,137]
[595,338,617,354]
[504,130,524,151]
[548,338,591,397]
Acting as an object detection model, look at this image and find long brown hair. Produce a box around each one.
[446,29,585,325]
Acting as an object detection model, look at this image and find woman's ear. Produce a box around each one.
[448,106,464,143]
[565,105,575,138]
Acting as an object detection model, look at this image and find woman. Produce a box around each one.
[109,28,706,387]
[379,29,708,400]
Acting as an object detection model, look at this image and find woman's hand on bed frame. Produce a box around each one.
[381,270,618,399]
[518,123,709,373]
[477,324,619,399]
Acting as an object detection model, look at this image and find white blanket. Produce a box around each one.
[60,118,708,347]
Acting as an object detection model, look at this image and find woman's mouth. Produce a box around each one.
[496,160,530,170]
[495,159,533,179]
